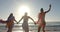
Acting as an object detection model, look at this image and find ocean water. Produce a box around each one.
[0,21,60,32]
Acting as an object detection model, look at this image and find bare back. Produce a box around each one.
[39,12,46,21]
[6,16,15,28]
[38,12,46,25]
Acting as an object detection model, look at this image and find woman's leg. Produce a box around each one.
[38,26,41,32]
[22,21,29,32]
[7,27,12,32]
[22,25,29,32]
[25,27,29,32]
[42,24,46,32]
[7,24,13,32]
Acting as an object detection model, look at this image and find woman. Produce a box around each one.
[36,4,51,32]
[6,13,17,32]
[17,12,35,32]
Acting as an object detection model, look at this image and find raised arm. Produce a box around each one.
[45,4,51,13]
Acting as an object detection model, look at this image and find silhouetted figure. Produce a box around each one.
[6,13,17,32]
[36,4,51,32]
[17,12,35,32]
[0,19,7,23]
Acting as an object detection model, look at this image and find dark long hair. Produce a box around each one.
[8,13,13,20]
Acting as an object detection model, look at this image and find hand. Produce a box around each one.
[34,22,36,25]
[49,4,51,7]
[17,22,19,24]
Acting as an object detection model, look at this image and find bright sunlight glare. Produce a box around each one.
[18,5,30,16]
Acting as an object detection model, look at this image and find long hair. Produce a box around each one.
[8,13,13,20]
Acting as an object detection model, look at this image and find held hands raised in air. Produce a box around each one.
[49,4,51,8]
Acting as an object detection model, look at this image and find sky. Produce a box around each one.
[0,0,60,22]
